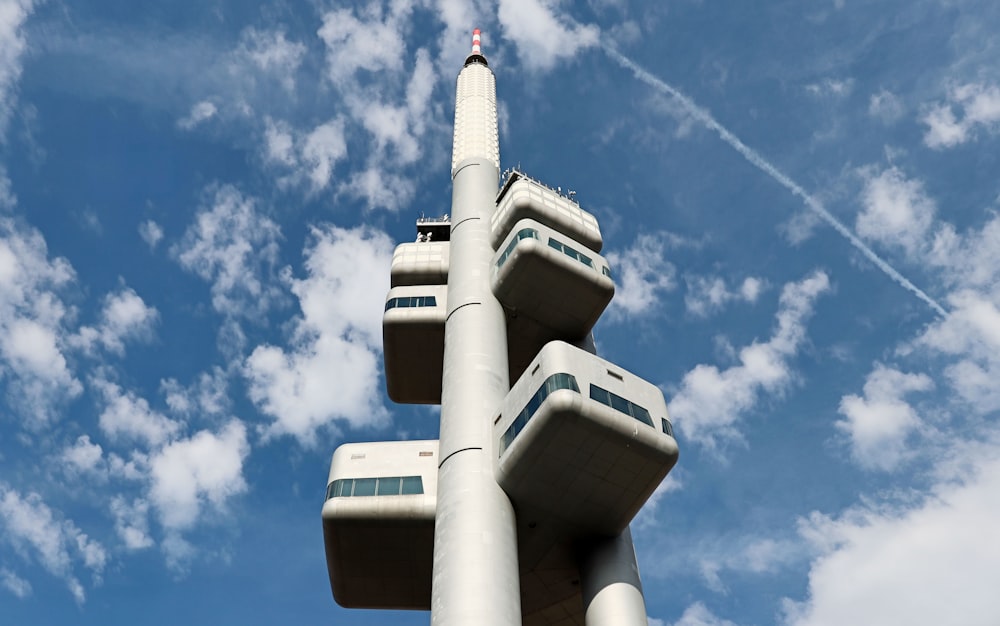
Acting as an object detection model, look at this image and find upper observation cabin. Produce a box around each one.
[322,440,439,610]
[382,284,447,404]
[492,218,614,340]
[493,170,603,253]
[389,215,451,287]
[494,341,678,537]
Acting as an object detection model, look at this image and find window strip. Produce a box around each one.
[499,373,580,457]
[589,384,655,428]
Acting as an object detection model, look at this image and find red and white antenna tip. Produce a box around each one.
[471,28,482,55]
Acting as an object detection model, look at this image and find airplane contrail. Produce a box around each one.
[601,43,948,318]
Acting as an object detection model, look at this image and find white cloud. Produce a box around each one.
[922,82,1000,149]
[497,0,600,71]
[138,219,163,249]
[914,290,1000,413]
[0,486,106,604]
[868,88,904,123]
[669,603,739,626]
[173,185,283,319]
[93,378,180,447]
[245,225,392,444]
[72,287,158,356]
[61,435,105,477]
[318,6,406,85]
[263,117,296,166]
[261,117,349,192]
[805,78,853,98]
[927,212,1000,291]
[668,271,830,449]
[784,445,1000,626]
[0,0,35,138]
[235,28,305,93]
[605,232,678,319]
[856,166,935,257]
[310,4,448,210]
[110,496,153,551]
[836,364,933,471]
[0,218,81,425]
[685,275,764,317]
[148,420,249,533]
[341,165,418,213]
[177,100,217,130]
[302,119,348,191]
[161,366,230,418]
[1,567,31,598]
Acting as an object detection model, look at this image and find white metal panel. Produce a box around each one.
[492,219,614,339]
[391,241,450,287]
[322,441,440,610]
[494,341,678,536]
[492,175,603,253]
[383,284,447,404]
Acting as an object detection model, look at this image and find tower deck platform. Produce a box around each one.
[382,284,447,404]
[492,218,614,339]
[493,172,603,253]
[390,241,450,287]
[494,341,678,536]
[322,441,439,610]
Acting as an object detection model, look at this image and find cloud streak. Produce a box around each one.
[601,43,947,318]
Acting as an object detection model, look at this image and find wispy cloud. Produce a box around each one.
[784,443,1000,626]
[244,225,392,445]
[602,43,948,318]
[685,275,764,318]
[497,0,600,71]
[836,363,934,472]
[922,82,1000,149]
[0,486,106,604]
[605,231,679,320]
[172,185,284,321]
[668,271,830,450]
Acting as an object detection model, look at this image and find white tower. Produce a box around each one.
[322,30,679,626]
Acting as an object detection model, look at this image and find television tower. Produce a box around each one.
[322,29,679,626]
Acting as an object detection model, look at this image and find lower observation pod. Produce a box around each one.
[321,440,438,610]
[382,284,447,404]
[494,341,679,537]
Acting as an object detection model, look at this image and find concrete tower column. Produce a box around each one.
[430,35,522,626]
[579,526,650,626]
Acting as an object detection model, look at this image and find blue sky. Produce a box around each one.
[2,0,999,624]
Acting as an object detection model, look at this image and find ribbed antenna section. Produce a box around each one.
[451,31,499,173]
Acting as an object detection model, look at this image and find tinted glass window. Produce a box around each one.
[632,405,653,427]
[377,477,401,496]
[661,418,674,436]
[401,476,423,495]
[353,478,376,496]
[590,385,611,405]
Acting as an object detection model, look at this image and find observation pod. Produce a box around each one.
[494,341,678,536]
[322,440,438,610]
[382,285,447,404]
[390,241,450,287]
[492,218,614,339]
[492,171,603,253]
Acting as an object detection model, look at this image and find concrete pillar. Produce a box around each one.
[579,526,649,626]
[430,54,521,626]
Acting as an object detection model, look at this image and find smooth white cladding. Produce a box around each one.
[382,284,447,404]
[390,241,449,287]
[492,174,603,253]
[492,218,614,339]
[451,62,499,171]
[322,440,439,610]
[494,341,678,536]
